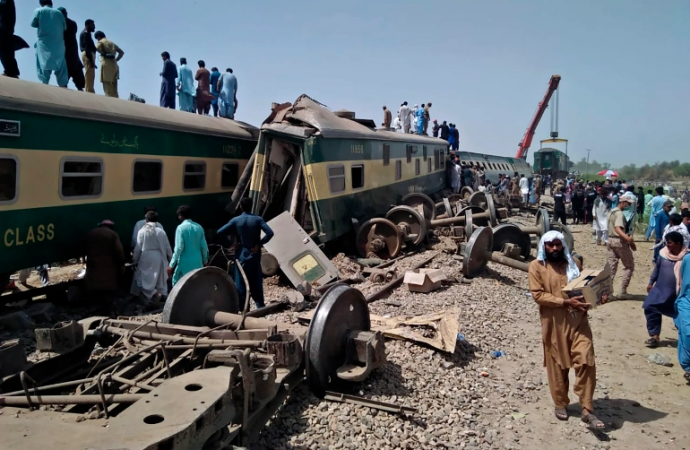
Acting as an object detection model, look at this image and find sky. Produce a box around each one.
[12,0,690,166]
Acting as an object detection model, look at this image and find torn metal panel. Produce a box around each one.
[262,211,338,288]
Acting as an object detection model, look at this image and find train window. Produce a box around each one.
[415,159,420,175]
[328,165,346,193]
[434,149,440,169]
[395,160,402,180]
[423,146,428,161]
[132,160,162,194]
[427,157,432,173]
[0,156,17,204]
[351,164,364,189]
[439,149,444,168]
[60,158,103,199]
[221,163,239,188]
[382,144,390,166]
[183,161,206,191]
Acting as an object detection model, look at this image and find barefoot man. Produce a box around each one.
[528,230,607,429]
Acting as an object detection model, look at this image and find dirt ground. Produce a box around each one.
[499,214,690,449]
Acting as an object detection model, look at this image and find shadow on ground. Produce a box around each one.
[572,398,668,427]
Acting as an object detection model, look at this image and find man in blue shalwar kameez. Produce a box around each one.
[217,198,274,310]
[177,57,195,113]
[646,186,667,241]
[31,0,67,87]
[159,51,177,109]
[416,105,425,135]
[210,67,221,117]
[218,67,237,119]
[167,205,208,286]
[674,251,690,382]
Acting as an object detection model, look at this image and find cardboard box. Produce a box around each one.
[403,268,447,293]
[561,264,612,308]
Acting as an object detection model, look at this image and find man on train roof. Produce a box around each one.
[31,0,68,87]
[0,0,21,78]
[57,7,85,91]
[439,120,449,141]
[382,105,392,129]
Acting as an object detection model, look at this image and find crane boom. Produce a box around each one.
[515,75,561,160]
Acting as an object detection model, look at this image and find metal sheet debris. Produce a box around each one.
[299,309,460,354]
[262,211,339,288]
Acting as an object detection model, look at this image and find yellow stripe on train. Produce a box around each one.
[0,149,247,211]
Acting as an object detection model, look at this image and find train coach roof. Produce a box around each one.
[0,77,258,140]
[262,94,447,145]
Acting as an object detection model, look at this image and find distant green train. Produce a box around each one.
[0,77,257,286]
[533,147,570,180]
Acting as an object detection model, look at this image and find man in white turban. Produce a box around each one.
[528,230,607,429]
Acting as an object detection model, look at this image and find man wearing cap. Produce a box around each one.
[653,200,674,263]
[432,119,439,138]
[80,220,125,310]
[529,231,607,429]
[607,195,637,299]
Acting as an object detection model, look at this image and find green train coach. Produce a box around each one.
[248,95,448,244]
[0,77,257,286]
[533,147,570,180]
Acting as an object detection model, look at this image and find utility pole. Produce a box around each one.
[585,149,591,178]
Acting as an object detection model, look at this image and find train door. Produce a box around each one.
[252,135,316,234]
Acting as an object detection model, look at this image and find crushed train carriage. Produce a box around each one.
[247,95,448,244]
[0,77,258,285]
[246,95,532,246]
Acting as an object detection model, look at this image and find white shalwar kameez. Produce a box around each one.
[591,199,610,244]
[132,223,173,300]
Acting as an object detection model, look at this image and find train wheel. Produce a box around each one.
[401,193,436,221]
[355,218,403,259]
[386,206,428,246]
[460,186,474,200]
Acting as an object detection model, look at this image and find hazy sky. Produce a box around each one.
[12,0,690,166]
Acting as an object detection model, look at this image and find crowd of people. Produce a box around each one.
[527,181,690,428]
[0,0,124,96]
[381,103,461,150]
[0,0,238,118]
[158,54,238,119]
[76,198,274,314]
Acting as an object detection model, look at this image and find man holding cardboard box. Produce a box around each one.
[528,230,607,429]
[606,195,637,299]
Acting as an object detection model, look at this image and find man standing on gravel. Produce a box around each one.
[528,230,606,429]
[607,195,637,299]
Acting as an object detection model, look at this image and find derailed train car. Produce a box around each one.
[0,77,257,286]
[247,95,448,245]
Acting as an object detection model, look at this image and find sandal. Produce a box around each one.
[684,371,690,381]
[644,338,659,348]
[582,413,606,429]
[554,408,568,421]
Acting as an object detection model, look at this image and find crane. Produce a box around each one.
[515,74,561,160]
